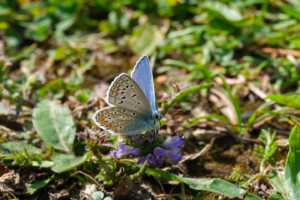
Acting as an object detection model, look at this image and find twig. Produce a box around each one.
[179,137,216,163]
[225,127,261,143]
[249,47,300,57]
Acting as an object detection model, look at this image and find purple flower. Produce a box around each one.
[113,143,135,157]
[165,148,182,162]
[162,136,185,148]
[131,134,137,140]
[137,156,146,165]
[154,147,166,157]
[146,154,155,164]
[132,148,141,156]
[154,157,164,166]
[137,138,144,145]
[147,133,153,143]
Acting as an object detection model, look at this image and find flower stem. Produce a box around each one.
[91,147,102,161]
[129,160,148,181]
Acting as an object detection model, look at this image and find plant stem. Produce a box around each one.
[129,160,148,181]
[242,173,261,188]
[75,171,102,187]
[91,147,102,161]
[181,182,186,200]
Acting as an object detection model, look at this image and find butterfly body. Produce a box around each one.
[93,55,161,135]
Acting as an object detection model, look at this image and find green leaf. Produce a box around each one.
[163,59,196,71]
[51,152,92,173]
[91,191,104,200]
[103,197,113,200]
[218,74,242,125]
[279,5,300,21]
[268,194,285,200]
[173,175,261,200]
[146,168,182,182]
[285,126,300,200]
[145,169,261,199]
[265,95,300,109]
[129,21,166,56]
[266,170,289,199]
[32,100,76,153]
[56,16,76,33]
[32,161,54,168]
[25,176,55,194]
[0,141,41,155]
[162,83,213,113]
[202,1,253,27]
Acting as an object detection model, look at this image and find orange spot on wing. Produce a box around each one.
[114,128,119,132]
[114,88,119,91]
[107,124,112,128]
[113,92,117,96]
[100,114,104,117]
[110,108,114,110]
[104,111,109,114]
[103,121,108,124]
[100,118,104,121]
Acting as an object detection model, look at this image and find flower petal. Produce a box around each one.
[146,154,155,164]
[137,156,146,166]
[154,157,164,166]
[154,147,166,157]
[162,136,185,148]
[114,142,135,157]
[132,148,141,156]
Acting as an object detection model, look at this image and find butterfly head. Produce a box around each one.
[154,112,162,122]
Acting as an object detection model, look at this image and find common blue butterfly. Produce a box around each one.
[93,55,162,135]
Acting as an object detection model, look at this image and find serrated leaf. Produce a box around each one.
[51,152,92,173]
[285,126,300,200]
[33,100,76,153]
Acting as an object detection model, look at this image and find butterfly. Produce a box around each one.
[92,55,162,135]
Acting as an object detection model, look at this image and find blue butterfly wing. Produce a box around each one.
[131,55,156,112]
